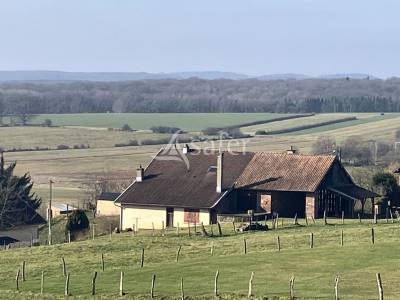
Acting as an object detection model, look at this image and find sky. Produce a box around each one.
[0,0,399,77]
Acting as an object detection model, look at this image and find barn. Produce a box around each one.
[115,146,378,230]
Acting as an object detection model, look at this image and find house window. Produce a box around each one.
[184,208,200,223]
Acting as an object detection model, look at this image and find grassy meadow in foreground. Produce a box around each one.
[0,218,399,299]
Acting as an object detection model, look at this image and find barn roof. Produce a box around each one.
[328,185,379,200]
[117,149,254,208]
[235,152,337,192]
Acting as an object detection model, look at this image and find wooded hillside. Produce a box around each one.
[1,78,400,114]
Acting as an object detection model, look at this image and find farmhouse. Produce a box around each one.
[116,146,378,230]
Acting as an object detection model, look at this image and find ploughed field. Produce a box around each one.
[0,218,399,299]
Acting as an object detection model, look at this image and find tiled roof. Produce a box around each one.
[235,153,337,192]
[98,192,121,201]
[117,149,254,208]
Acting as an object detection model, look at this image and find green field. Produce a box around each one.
[0,218,399,299]
[30,113,291,131]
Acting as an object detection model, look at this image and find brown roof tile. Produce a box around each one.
[235,153,337,192]
[117,149,254,208]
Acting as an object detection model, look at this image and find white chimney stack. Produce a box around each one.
[216,152,224,193]
[136,165,144,182]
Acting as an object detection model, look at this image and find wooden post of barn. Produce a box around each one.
[232,221,237,234]
[151,274,156,299]
[214,270,219,296]
[140,248,145,268]
[180,277,185,300]
[248,272,254,298]
[176,245,182,263]
[243,237,247,254]
[119,271,124,296]
[64,273,70,296]
[91,271,97,295]
[289,276,295,300]
[309,233,314,249]
[277,236,281,252]
[15,269,20,291]
[40,271,44,294]
[62,257,67,277]
[376,273,383,300]
[371,228,375,245]
[334,275,340,300]
[21,261,26,281]
[101,253,105,271]
[341,211,344,224]
[217,222,222,236]
[323,210,327,225]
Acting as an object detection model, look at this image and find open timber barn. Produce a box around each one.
[115,146,378,230]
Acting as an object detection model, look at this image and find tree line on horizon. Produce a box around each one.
[1,78,400,116]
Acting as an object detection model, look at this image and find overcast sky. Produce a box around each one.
[0,0,399,77]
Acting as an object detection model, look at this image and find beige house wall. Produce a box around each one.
[122,205,166,230]
[173,208,210,227]
[96,200,120,216]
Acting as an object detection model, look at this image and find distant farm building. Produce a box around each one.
[50,203,78,218]
[96,192,121,216]
[115,146,378,230]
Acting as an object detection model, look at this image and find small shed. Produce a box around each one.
[96,192,121,216]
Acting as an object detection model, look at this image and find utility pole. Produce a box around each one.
[48,180,53,245]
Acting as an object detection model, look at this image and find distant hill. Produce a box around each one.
[0,70,379,82]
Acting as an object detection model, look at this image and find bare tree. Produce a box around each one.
[311,136,336,154]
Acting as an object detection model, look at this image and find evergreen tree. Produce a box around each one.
[0,152,41,229]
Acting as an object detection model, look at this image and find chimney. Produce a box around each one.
[136,165,144,182]
[216,152,224,193]
[286,146,297,154]
[182,144,190,154]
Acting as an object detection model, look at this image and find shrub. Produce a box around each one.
[56,144,70,150]
[42,119,52,127]
[121,124,132,131]
[65,210,90,232]
[150,126,182,134]
[255,130,268,135]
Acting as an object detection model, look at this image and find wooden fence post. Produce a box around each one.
[334,275,340,300]
[371,228,375,245]
[151,274,156,299]
[358,213,361,223]
[21,261,26,281]
[162,221,165,236]
[341,230,344,247]
[305,217,309,226]
[211,242,214,256]
[176,245,182,262]
[152,222,155,236]
[62,257,67,277]
[376,273,383,300]
[243,237,247,254]
[109,224,112,240]
[374,212,377,224]
[309,233,314,249]
[15,269,20,291]
[68,231,71,243]
[276,214,279,229]
[141,248,145,268]
[91,271,97,295]
[188,222,191,237]
[390,210,394,223]
[341,211,344,225]
[64,273,70,296]
[177,222,180,236]
[289,276,295,300]
[217,222,223,236]
[311,216,316,225]
[180,277,185,300]
[323,210,327,225]
[277,236,281,252]
[101,253,105,271]
[232,221,236,234]
[119,271,124,296]
[92,223,95,240]
[201,222,208,237]
[248,272,254,298]
[40,271,44,294]
[293,213,298,225]
[214,270,219,296]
